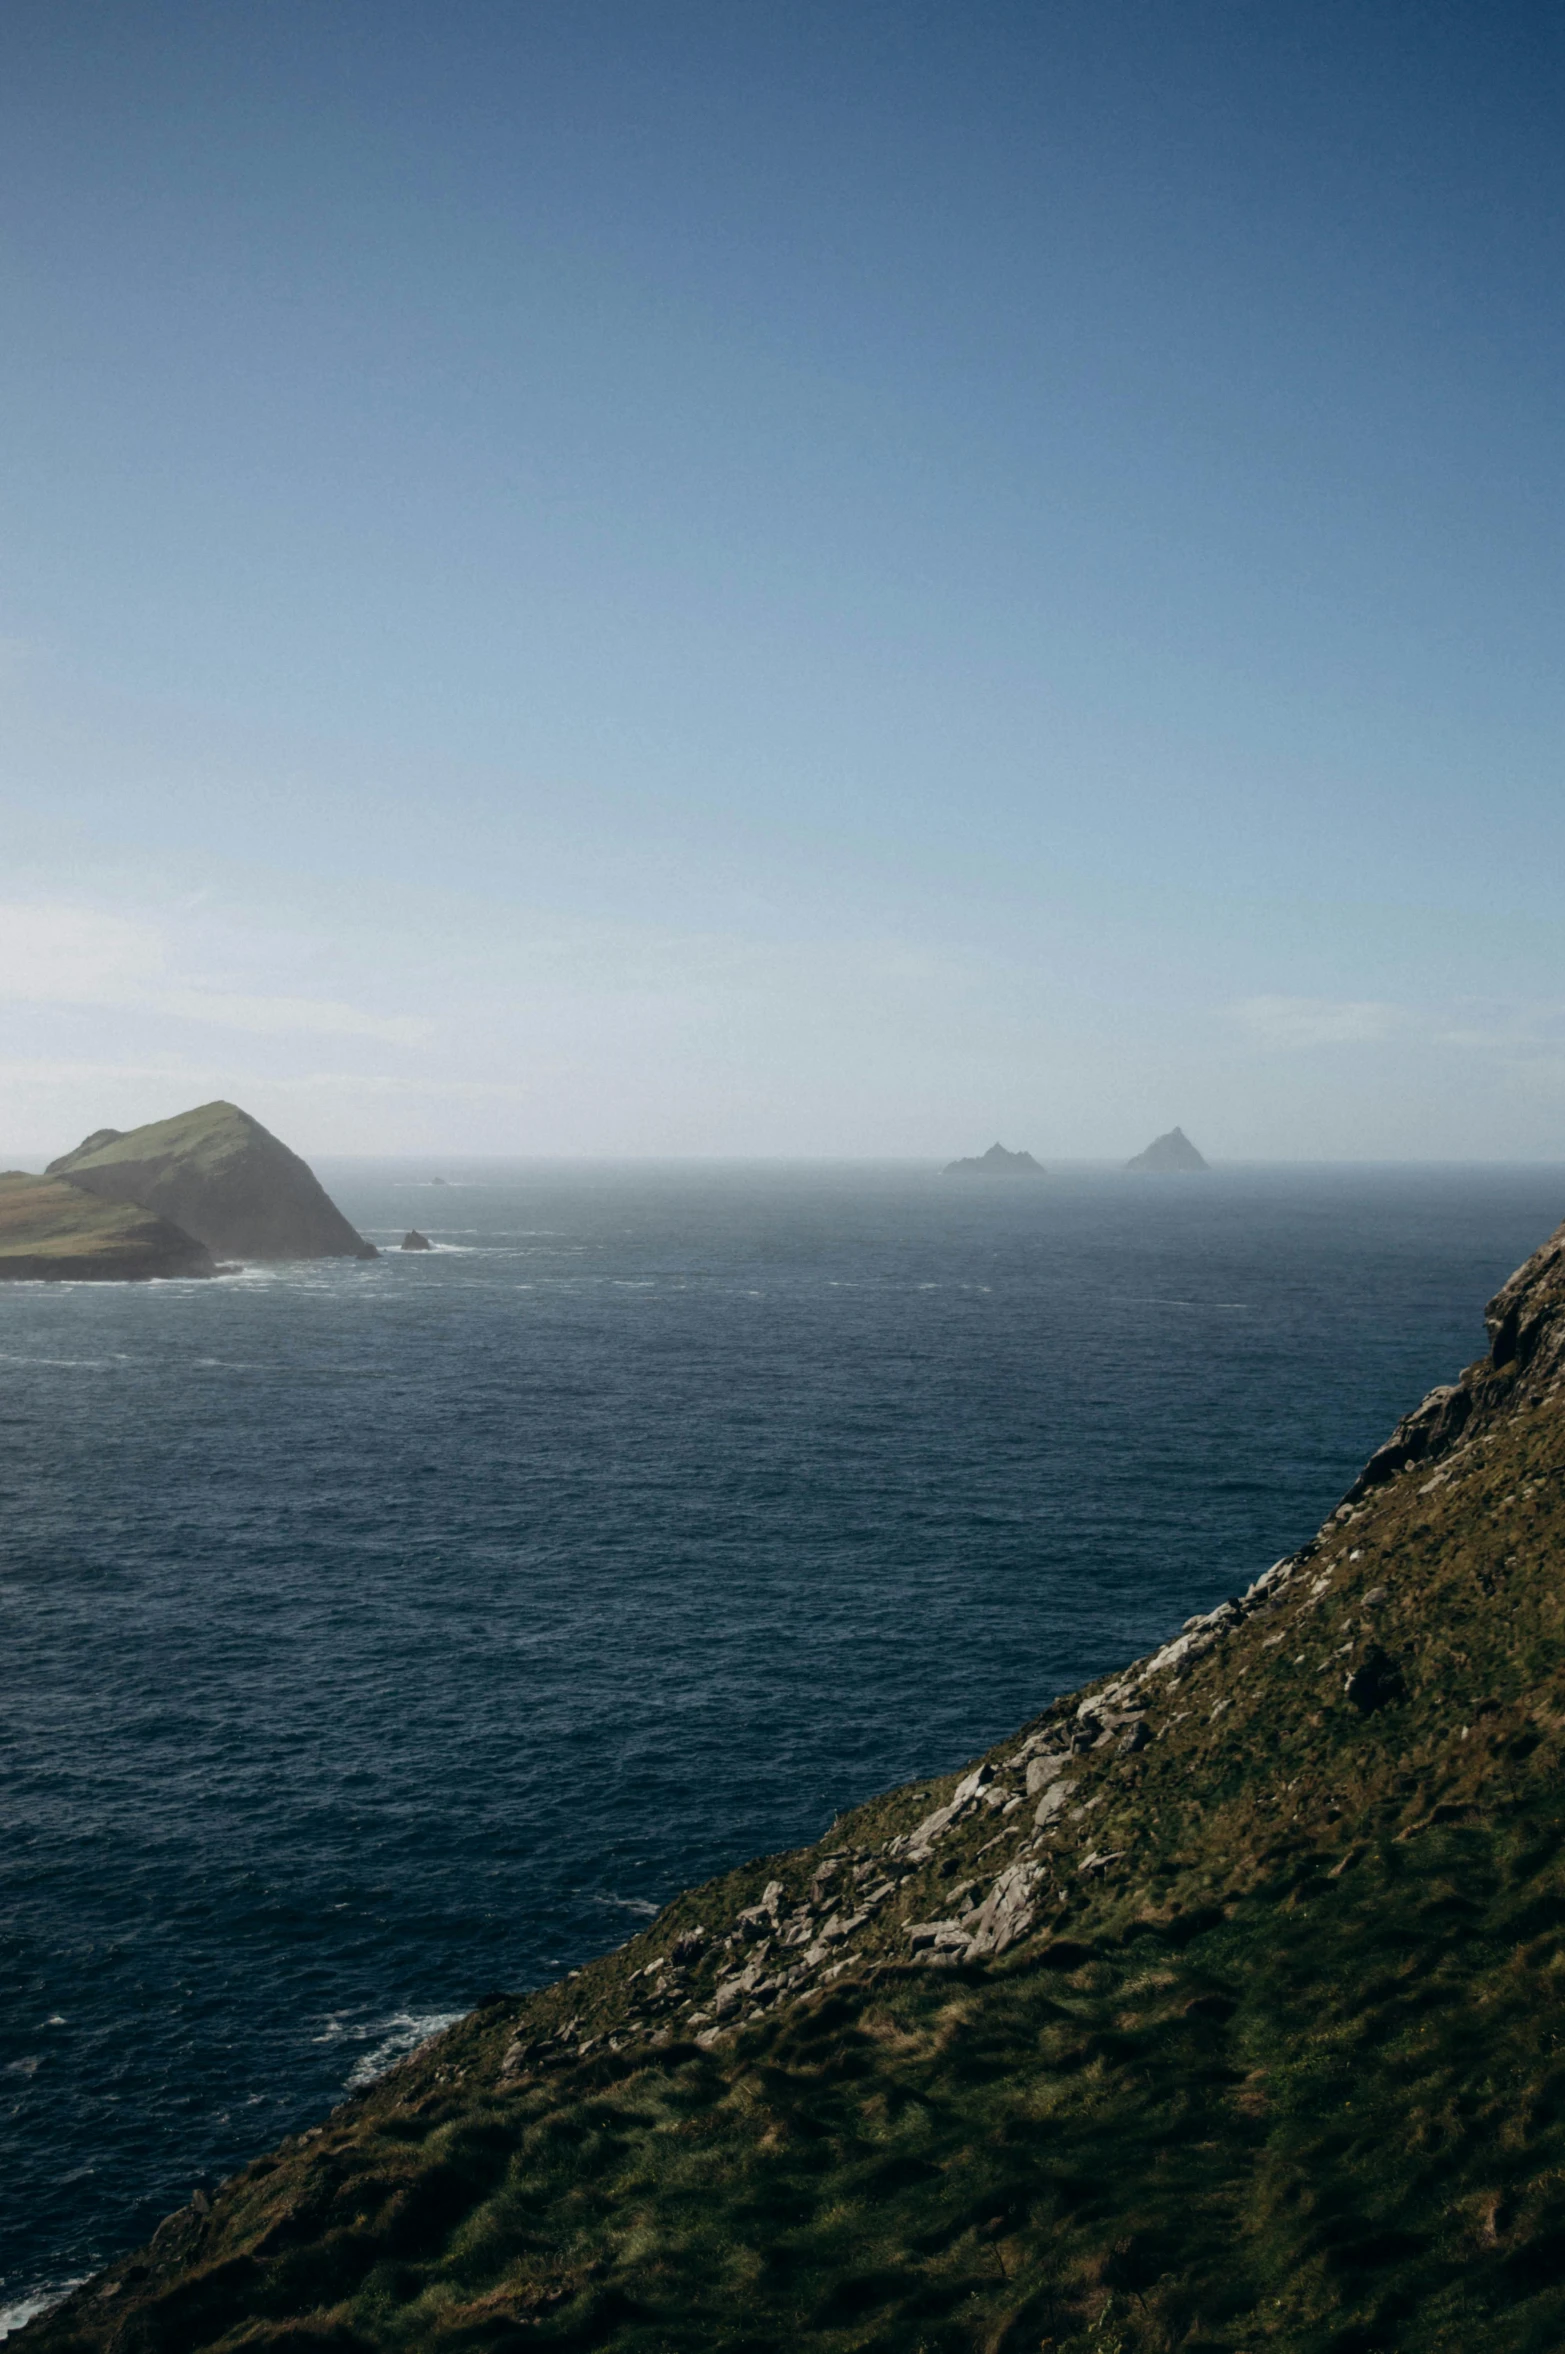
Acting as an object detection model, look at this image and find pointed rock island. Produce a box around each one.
[942,1141,1046,1177]
[46,1100,376,1262]
[1125,1123,1209,1171]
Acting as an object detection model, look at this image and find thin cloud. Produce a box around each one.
[1434,1008,1565,1053]
[0,901,430,1046]
[146,988,430,1045]
[0,1057,526,1102]
[1232,996,1407,1049]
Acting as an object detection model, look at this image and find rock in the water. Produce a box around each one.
[943,1142,1046,1177]
[48,1101,376,1263]
[401,1229,434,1251]
[0,1173,215,1282]
[1125,1125,1209,1172]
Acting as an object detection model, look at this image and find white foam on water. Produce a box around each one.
[0,1354,121,1369]
[30,1273,222,1293]
[0,2282,87,2340]
[593,1893,660,1918]
[342,2009,465,2090]
[369,1233,477,1251]
[1126,1297,1251,1310]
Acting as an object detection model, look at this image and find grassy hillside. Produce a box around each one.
[26,1223,1565,2351]
[0,1173,214,1281]
[50,1102,282,1182]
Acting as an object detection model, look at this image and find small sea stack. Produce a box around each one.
[400,1229,434,1251]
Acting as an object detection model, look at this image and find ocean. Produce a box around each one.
[2,1160,1560,2327]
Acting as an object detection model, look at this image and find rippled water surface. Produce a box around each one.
[3,1160,1561,2320]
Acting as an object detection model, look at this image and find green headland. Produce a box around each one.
[47,1101,377,1263]
[24,1218,1565,2350]
[0,1172,215,1282]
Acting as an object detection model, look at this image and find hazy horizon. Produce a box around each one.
[4,3,1561,1161]
[9,1124,1565,1175]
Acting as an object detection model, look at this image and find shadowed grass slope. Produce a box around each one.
[27,1221,1565,2352]
[0,1172,214,1280]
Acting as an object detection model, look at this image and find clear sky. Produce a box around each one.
[2,1,1561,1159]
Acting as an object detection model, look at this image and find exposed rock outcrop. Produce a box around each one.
[1125,1123,1208,1170]
[48,1101,376,1263]
[0,1173,215,1281]
[942,1142,1046,1176]
[401,1229,434,1251]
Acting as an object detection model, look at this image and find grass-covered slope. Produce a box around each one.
[28,1223,1565,2352]
[47,1102,376,1262]
[0,1172,214,1281]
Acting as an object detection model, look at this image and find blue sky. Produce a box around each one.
[3,1,1561,1156]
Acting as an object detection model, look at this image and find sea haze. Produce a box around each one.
[2,1161,1561,2318]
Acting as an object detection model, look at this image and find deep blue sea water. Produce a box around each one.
[3,1160,1562,2328]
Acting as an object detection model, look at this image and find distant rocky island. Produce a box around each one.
[942,1142,1046,1177]
[0,1101,376,1280]
[1125,1124,1209,1172]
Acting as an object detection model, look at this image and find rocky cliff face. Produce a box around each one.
[48,1102,376,1263]
[0,1173,215,1282]
[25,1221,1565,2352]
